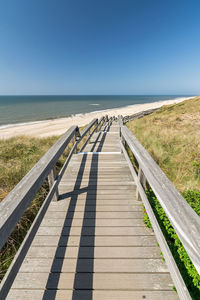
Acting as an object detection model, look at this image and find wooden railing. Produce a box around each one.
[122,108,158,123]
[0,116,106,298]
[119,115,200,300]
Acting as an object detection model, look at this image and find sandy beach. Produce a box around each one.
[0,96,195,139]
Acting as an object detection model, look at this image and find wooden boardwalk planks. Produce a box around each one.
[6,121,178,300]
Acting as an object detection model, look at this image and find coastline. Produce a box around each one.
[0,96,195,139]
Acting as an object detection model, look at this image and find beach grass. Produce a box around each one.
[127,96,200,191]
[0,124,89,281]
[0,135,63,280]
[0,135,59,202]
[127,96,200,297]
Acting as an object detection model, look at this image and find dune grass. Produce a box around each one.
[127,96,200,298]
[127,96,200,191]
[0,136,59,202]
[0,123,90,281]
[0,134,74,281]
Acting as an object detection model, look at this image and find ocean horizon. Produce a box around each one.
[0,95,194,127]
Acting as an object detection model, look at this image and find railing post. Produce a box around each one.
[136,165,142,201]
[48,166,59,201]
[74,127,80,154]
[95,119,99,132]
[142,174,147,190]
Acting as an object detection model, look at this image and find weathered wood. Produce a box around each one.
[6,290,179,300]
[20,257,167,273]
[11,273,174,290]
[26,245,162,259]
[48,166,58,201]
[0,171,62,299]
[136,165,142,200]
[43,211,144,219]
[78,118,98,141]
[121,125,200,276]
[40,218,145,227]
[46,205,142,212]
[0,125,76,251]
[123,108,159,124]
[32,235,157,247]
[121,135,192,299]
[4,119,178,299]
[37,226,153,236]
[0,118,109,298]
[78,117,106,152]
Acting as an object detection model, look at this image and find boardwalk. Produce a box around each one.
[6,120,178,299]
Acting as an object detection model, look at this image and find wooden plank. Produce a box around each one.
[58,190,136,196]
[48,199,141,209]
[45,205,142,212]
[43,211,144,219]
[0,125,77,251]
[122,125,200,275]
[59,181,135,186]
[40,217,144,227]
[32,235,157,247]
[37,226,153,236]
[58,194,138,200]
[77,118,98,141]
[58,184,136,190]
[11,273,174,290]
[79,175,133,179]
[73,155,125,160]
[19,258,168,273]
[0,168,68,300]
[121,141,191,300]
[70,160,128,165]
[26,246,162,259]
[3,122,178,299]
[47,166,59,201]
[6,290,179,300]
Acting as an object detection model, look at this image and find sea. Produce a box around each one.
[0,95,193,128]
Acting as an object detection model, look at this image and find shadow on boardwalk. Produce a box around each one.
[42,145,105,298]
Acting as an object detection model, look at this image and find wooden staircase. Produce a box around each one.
[5,120,178,299]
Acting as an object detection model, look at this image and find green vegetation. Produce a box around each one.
[144,190,200,299]
[0,135,69,281]
[0,136,59,202]
[127,96,200,191]
[127,97,200,298]
[0,124,89,281]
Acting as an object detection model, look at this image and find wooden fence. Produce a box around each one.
[119,115,200,299]
[0,113,199,299]
[0,116,106,298]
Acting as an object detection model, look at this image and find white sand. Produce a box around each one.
[0,96,195,139]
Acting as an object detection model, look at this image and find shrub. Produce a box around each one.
[144,189,200,299]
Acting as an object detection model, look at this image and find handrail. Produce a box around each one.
[118,117,199,298]
[0,125,77,251]
[120,125,200,276]
[120,140,191,300]
[0,117,103,252]
[78,117,106,152]
[78,118,98,141]
[0,117,105,298]
[122,108,159,124]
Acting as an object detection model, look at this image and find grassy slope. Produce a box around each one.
[0,135,59,202]
[0,125,88,280]
[127,96,200,192]
[127,97,200,297]
[0,135,61,280]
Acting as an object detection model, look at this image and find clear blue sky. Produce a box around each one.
[0,0,200,95]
